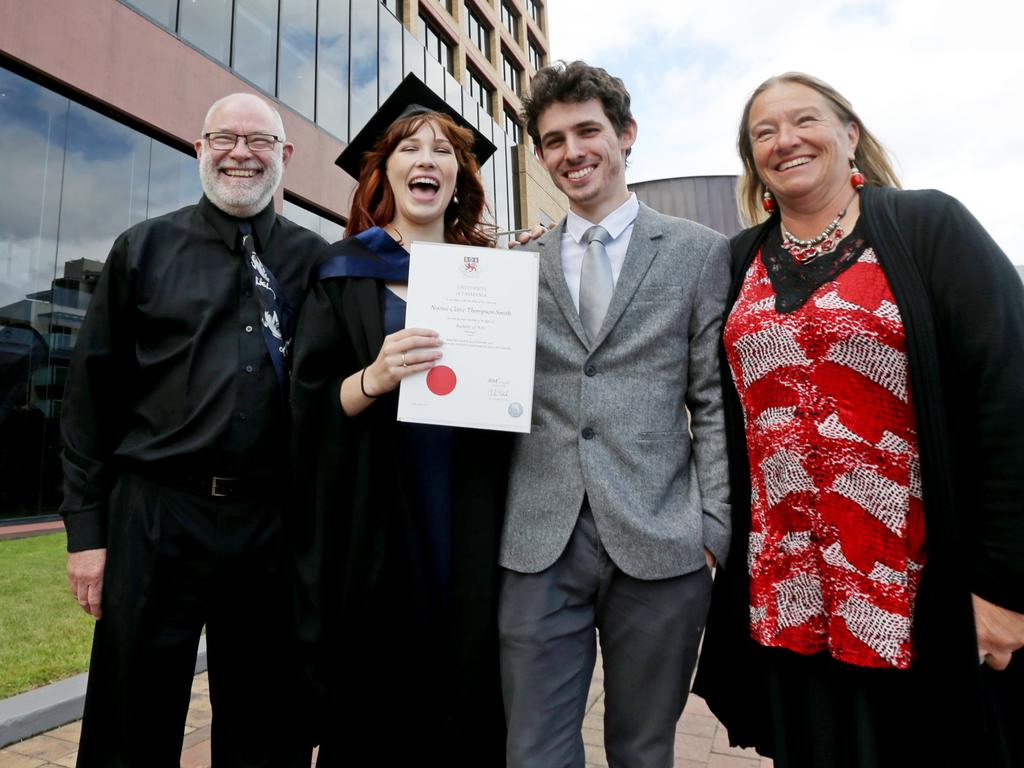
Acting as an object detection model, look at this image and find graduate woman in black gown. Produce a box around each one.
[290,76,510,765]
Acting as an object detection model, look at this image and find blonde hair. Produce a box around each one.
[736,72,901,226]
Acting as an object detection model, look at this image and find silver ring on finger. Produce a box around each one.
[401,352,408,367]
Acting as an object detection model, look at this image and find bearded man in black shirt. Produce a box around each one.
[60,93,326,767]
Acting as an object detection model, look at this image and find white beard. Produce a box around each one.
[199,151,283,218]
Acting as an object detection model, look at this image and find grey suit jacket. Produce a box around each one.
[500,202,732,579]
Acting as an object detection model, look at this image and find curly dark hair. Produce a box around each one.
[522,60,635,159]
[346,112,494,247]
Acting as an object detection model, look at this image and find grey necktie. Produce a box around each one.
[579,225,613,342]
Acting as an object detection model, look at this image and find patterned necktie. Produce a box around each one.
[239,222,294,398]
[579,225,613,342]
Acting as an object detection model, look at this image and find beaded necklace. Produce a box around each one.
[781,191,859,263]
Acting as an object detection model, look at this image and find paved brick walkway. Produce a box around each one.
[0,668,769,768]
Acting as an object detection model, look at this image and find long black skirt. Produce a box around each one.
[743,645,1022,768]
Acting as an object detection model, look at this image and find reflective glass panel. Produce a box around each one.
[179,0,233,64]
[403,27,424,81]
[317,0,350,141]
[492,129,510,235]
[424,55,444,101]
[501,2,518,38]
[123,0,177,29]
[379,3,404,101]
[443,71,462,115]
[283,200,346,241]
[59,103,151,269]
[350,0,379,137]
[233,0,279,93]
[279,0,317,119]
[0,67,202,518]
[148,142,204,219]
[380,0,403,18]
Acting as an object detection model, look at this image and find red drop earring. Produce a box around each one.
[762,189,775,213]
[850,161,865,190]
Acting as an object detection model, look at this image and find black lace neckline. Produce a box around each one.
[760,218,869,313]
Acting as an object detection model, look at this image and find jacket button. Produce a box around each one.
[245,324,254,333]
[584,364,597,377]
[245,365,254,374]
[581,427,595,440]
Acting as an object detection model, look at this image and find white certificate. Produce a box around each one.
[397,241,539,433]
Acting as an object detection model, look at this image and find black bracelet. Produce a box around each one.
[359,367,378,398]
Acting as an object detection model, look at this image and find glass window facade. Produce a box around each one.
[528,37,544,71]
[350,0,380,137]
[379,3,405,102]
[502,53,521,95]
[380,0,403,18]
[123,0,177,29]
[283,200,345,242]
[403,27,425,81]
[529,0,543,28]
[466,5,491,58]
[504,108,521,144]
[178,0,233,63]
[468,68,493,113]
[420,13,454,74]
[278,0,317,120]
[501,2,519,39]
[317,0,350,141]
[121,1,517,151]
[0,66,204,519]
[232,0,278,93]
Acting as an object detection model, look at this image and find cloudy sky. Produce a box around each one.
[546,0,1024,265]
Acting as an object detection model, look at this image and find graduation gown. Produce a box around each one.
[289,230,510,765]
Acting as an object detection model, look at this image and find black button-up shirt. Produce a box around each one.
[60,196,326,551]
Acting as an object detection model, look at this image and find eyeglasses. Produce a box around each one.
[203,132,282,152]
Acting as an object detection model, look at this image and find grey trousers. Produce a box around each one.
[499,506,713,768]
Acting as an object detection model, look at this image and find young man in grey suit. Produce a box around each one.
[499,61,732,767]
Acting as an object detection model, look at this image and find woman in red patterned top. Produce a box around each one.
[693,73,1024,768]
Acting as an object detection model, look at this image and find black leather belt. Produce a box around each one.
[161,474,256,499]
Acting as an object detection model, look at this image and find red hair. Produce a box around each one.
[346,112,494,247]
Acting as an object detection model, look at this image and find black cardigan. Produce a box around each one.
[693,186,1024,761]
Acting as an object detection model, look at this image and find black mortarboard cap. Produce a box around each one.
[335,74,498,180]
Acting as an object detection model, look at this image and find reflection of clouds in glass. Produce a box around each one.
[0,70,200,307]
[317,4,350,141]
[178,0,232,63]
[279,0,317,118]
[0,124,65,242]
[0,68,69,141]
[403,29,425,80]
[349,0,379,135]
[350,0,378,76]
[233,0,278,93]
[379,6,404,99]
[60,103,151,247]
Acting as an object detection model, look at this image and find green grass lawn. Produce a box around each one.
[0,533,95,699]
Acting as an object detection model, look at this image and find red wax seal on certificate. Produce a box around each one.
[427,365,457,396]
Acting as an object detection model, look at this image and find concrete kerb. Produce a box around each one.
[0,636,208,748]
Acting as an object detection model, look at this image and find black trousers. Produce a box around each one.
[76,472,301,768]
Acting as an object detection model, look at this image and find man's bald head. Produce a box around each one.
[194,93,294,218]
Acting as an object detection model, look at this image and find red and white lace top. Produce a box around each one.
[723,246,926,669]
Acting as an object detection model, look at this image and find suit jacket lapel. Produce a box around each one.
[537,222,590,347]
[592,203,661,346]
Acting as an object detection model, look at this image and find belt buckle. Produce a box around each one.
[210,476,229,497]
